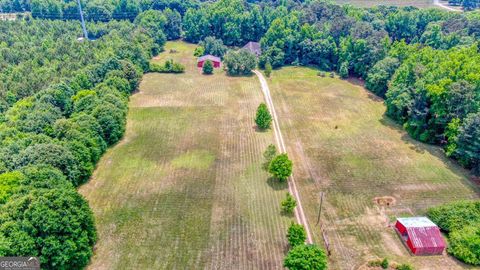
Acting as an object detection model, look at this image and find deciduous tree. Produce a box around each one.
[269,153,293,181]
[255,103,272,130]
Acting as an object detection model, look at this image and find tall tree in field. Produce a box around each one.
[255,103,272,130]
[269,153,293,181]
[287,223,306,247]
[284,244,328,270]
[202,60,214,75]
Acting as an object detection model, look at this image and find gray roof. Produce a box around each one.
[197,55,221,63]
[243,42,262,56]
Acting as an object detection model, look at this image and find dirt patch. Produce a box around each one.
[373,196,396,207]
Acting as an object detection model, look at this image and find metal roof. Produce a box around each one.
[406,226,445,248]
[242,42,262,56]
[197,55,221,63]
[397,217,437,228]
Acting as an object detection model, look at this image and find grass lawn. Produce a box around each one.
[267,66,479,270]
[334,0,436,8]
[80,41,292,269]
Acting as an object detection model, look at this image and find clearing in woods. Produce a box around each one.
[267,66,479,270]
[80,41,293,269]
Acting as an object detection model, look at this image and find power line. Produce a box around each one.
[77,0,88,40]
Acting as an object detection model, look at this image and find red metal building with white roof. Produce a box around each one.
[395,217,446,255]
[197,55,221,68]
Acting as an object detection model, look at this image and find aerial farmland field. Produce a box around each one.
[80,42,293,269]
[267,67,479,270]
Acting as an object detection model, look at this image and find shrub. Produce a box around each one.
[265,61,272,78]
[263,144,277,170]
[255,103,272,130]
[269,153,293,181]
[381,258,389,269]
[427,201,480,232]
[203,60,214,75]
[448,225,480,265]
[396,264,414,270]
[282,193,297,214]
[224,49,257,76]
[149,59,185,73]
[287,223,306,247]
[284,244,327,270]
[194,46,205,57]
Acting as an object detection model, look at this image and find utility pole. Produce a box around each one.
[76,0,88,40]
[316,192,324,225]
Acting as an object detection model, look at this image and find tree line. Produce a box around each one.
[0,0,199,20]
[0,13,169,269]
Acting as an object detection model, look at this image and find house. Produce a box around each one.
[395,217,446,256]
[242,42,262,57]
[197,55,221,68]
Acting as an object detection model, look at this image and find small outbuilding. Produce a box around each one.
[395,217,446,256]
[242,41,262,57]
[197,55,221,68]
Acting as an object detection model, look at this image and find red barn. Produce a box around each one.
[197,55,221,68]
[395,217,446,256]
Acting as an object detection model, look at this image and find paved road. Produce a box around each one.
[433,0,461,11]
[254,70,313,244]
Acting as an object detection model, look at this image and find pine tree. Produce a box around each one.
[255,103,272,129]
[203,60,214,75]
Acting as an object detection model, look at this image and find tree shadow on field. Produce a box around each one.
[226,73,256,78]
[378,114,475,183]
[267,177,288,191]
[253,125,269,133]
[280,209,295,218]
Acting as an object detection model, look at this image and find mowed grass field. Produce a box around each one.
[334,0,436,8]
[268,67,479,270]
[80,42,293,269]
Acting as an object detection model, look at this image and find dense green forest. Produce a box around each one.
[0,0,479,268]
[0,16,161,269]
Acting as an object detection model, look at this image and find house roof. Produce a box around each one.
[242,42,262,55]
[197,55,221,63]
[397,217,437,228]
[406,226,445,248]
